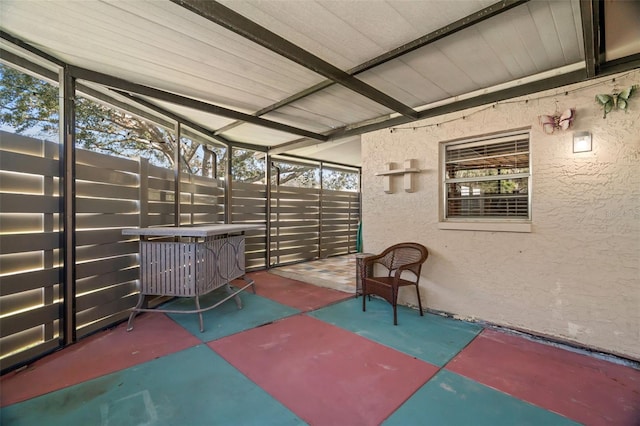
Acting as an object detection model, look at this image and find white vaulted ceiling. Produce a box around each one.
[1,0,639,166]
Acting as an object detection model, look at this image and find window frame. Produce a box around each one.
[439,128,532,233]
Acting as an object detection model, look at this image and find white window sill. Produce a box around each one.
[438,221,532,233]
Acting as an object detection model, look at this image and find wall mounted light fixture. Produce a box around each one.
[573,131,592,153]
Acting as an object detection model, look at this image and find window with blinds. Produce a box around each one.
[443,130,531,220]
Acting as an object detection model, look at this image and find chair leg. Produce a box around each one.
[392,287,398,326]
[415,284,424,316]
[362,283,367,312]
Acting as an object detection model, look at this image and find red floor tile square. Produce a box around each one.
[210,314,439,425]
[244,270,353,312]
[0,313,200,407]
[446,329,640,426]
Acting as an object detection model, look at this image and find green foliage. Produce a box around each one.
[0,66,59,135]
[271,161,317,187]
[233,149,266,183]
[270,161,359,191]
[0,64,175,167]
[1,63,360,189]
[323,169,359,191]
[74,96,176,167]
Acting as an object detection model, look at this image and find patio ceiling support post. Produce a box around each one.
[358,169,363,253]
[318,161,324,260]
[579,0,602,78]
[60,65,76,345]
[225,146,232,224]
[272,163,281,265]
[174,122,181,227]
[139,158,149,229]
[265,154,272,269]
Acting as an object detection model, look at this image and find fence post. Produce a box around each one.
[318,161,323,259]
[225,149,232,224]
[348,198,352,253]
[139,158,149,228]
[60,65,76,345]
[174,122,181,226]
[43,138,56,341]
[266,155,272,268]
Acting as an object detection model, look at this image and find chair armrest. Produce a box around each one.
[362,254,388,279]
[393,262,423,282]
[363,253,384,268]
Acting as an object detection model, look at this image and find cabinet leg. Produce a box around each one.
[126,293,146,332]
[226,284,243,309]
[241,275,257,294]
[195,296,204,332]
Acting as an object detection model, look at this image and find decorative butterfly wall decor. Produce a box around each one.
[595,85,638,118]
[538,108,575,134]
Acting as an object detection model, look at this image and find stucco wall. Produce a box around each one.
[361,70,640,360]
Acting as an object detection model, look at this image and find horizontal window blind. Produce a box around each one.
[444,131,530,219]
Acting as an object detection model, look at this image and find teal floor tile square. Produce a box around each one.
[383,370,580,426]
[308,298,482,366]
[164,287,300,341]
[0,345,304,426]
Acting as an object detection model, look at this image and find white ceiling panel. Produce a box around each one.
[356,0,585,109]
[1,0,635,167]
[387,0,497,34]
[221,123,302,147]
[479,10,540,76]
[358,56,454,108]
[281,84,394,127]
[219,0,498,70]
[260,109,344,134]
[473,1,584,73]
[218,0,380,70]
[546,0,585,63]
[302,0,438,64]
[136,98,237,133]
[288,136,362,167]
[435,28,514,88]
[0,0,325,112]
[359,64,434,108]
[363,46,479,106]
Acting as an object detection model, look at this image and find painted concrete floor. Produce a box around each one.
[1,268,640,426]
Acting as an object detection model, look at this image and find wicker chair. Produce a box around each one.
[362,242,429,325]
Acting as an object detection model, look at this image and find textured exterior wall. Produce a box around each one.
[361,70,640,360]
